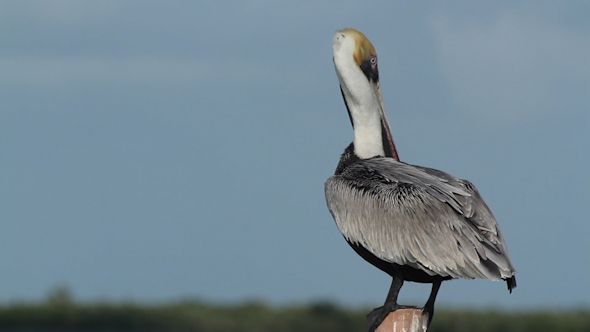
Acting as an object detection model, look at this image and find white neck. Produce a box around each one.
[333,39,384,159]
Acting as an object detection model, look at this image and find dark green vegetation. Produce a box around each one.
[1,289,588,332]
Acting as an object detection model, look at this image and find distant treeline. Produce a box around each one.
[0,289,588,332]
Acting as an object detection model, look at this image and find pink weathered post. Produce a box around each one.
[375,309,429,332]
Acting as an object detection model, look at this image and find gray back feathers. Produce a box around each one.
[325,156,516,281]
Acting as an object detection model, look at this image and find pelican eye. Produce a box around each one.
[370,56,377,69]
[360,56,380,82]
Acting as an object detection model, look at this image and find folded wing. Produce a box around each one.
[325,157,516,282]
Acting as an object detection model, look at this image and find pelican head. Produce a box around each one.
[333,28,398,161]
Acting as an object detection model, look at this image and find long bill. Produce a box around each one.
[373,81,399,161]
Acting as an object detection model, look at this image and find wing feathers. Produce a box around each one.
[325,157,516,281]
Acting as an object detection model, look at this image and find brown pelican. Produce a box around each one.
[325,29,516,332]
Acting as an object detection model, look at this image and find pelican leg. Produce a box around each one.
[367,275,404,332]
[422,280,442,326]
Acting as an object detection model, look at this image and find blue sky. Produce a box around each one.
[1,1,589,309]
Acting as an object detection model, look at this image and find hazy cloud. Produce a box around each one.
[0,0,120,26]
[431,12,590,125]
[0,55,275,87]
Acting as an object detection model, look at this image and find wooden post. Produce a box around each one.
[375,308,429,332]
